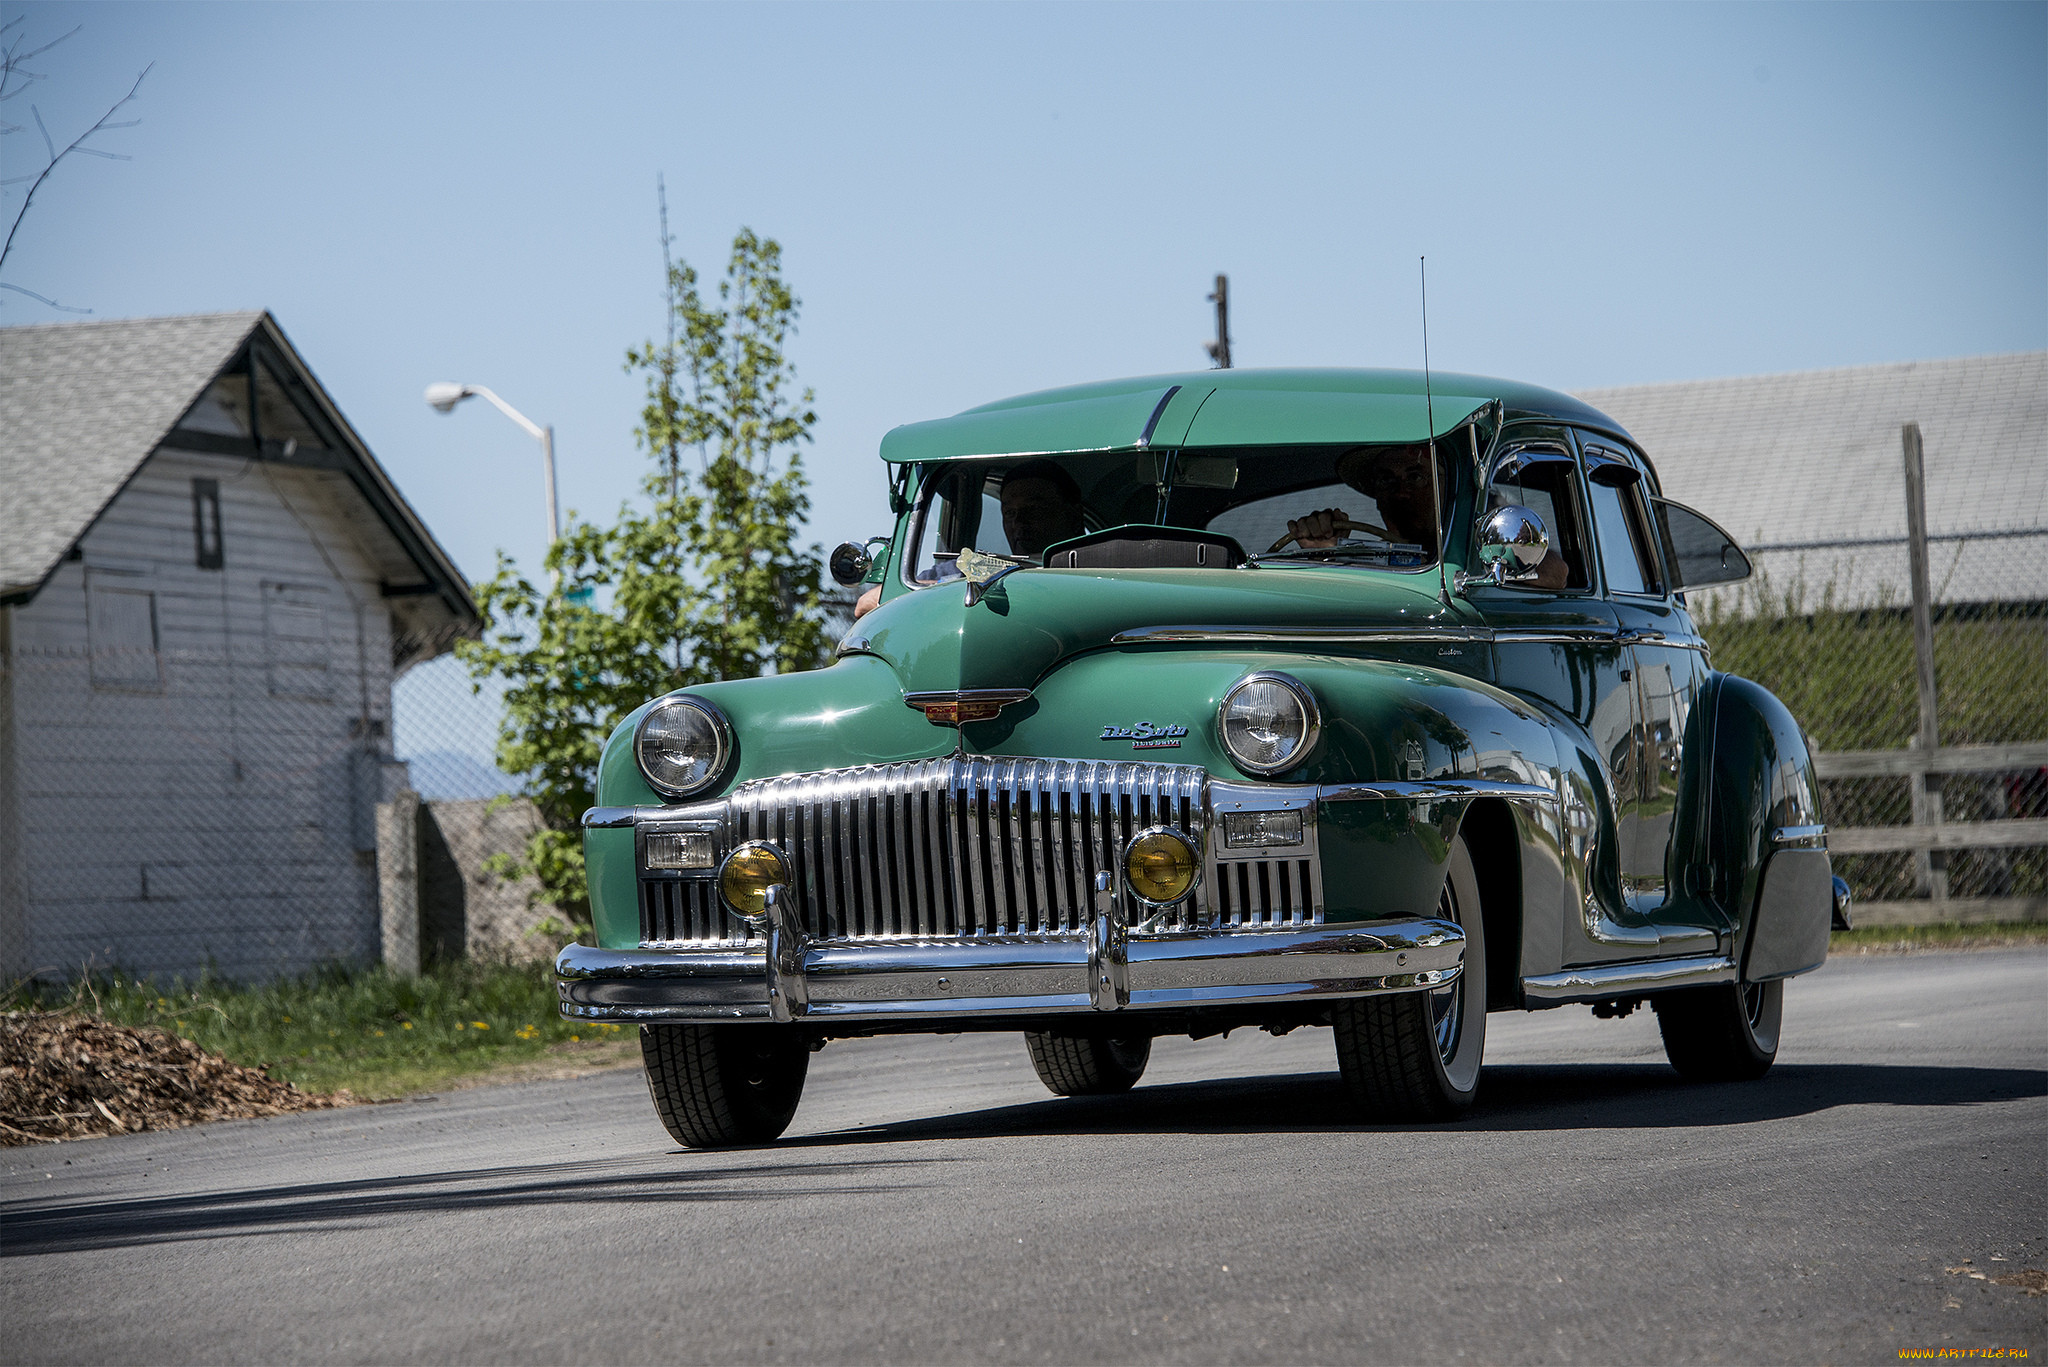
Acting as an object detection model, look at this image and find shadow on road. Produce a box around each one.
[781,1061,2045,1148]
[0,1153,951,1258]
[7,1063,2035,1260]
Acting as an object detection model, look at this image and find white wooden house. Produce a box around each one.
[0,312,478,983]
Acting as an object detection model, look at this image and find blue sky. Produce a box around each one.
[5,1,2044,591]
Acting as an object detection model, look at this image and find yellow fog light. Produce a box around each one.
[718,842,791,920]
[1123,827,1200,906]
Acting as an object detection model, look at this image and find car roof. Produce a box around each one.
[878,367,1634,464]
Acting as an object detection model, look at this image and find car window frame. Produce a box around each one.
[1478,423,1598,596]
[1575,432,1670,602]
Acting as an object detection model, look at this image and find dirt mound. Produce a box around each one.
[1,1010,352,1145]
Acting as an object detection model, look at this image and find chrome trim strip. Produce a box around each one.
[1490,627,1620,644]
[1771,823,1829,850]
[556,917,1465,1022]
[1113,624,1495,646]
[1316,779,1557,804]
[1134,384,1184,449]
[1520,954,1735,1004]
[587,775,1559,833]
[585,803,728,829]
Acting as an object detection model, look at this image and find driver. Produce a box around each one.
[1286,443,1567,589]
[1285,443,1439,550]
[853,459,1086,619]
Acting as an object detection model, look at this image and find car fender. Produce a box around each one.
[1701,672,1833,982]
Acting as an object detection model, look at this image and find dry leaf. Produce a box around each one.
[1,1009,350,1145]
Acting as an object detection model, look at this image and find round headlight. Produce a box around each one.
[634,696,731,799]
[1217,672,1321,777]
[718,841,791,920]
[1124,827,1200,906]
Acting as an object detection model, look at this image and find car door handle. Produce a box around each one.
[1615,629,1666,646]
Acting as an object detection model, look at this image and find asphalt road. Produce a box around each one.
[4,948,2043,1366]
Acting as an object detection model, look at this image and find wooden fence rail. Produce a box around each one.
[1812,742,2047,926]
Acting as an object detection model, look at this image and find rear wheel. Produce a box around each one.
[1332,832,1487,1122]
[641,1024,809,1148]
[1654,978,1782,1081]
[1024,1031,1152,1096]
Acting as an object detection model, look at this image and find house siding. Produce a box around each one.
[3,446,401,982]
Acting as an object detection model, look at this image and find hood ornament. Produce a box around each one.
[957,547,1034,607]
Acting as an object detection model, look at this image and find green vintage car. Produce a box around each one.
[559,368,1848,1147]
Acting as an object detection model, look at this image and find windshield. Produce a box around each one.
[906,442,1461,583]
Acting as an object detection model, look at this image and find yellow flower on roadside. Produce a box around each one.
[471,1021,489,1030]
[401,1022,413,1030]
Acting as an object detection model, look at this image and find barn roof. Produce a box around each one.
[1576,352,2048,608]
[0,310,477,665]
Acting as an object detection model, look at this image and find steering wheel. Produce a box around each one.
[1265,517,1395,555]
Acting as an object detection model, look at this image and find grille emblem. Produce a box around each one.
[904,689,1032,728]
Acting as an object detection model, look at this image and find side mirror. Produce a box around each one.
[1457,505,1550,592]
[828,541,876,587]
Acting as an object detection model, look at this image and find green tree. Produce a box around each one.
[457,223,829,932]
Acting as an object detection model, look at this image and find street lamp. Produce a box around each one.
[424,382,560,546]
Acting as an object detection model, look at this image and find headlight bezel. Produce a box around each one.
[1121,825,1203,908]
[1216,670,1323,778]
[633,694,734,800]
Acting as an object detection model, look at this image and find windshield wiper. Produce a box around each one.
[1249,543,1413,566]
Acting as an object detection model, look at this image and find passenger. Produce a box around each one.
[854,459,1086,619]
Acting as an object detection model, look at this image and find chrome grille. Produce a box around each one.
[1213,855,1318,928]
[635,757,1324,945]
[730,757,1204,941]
[640,878,743,946]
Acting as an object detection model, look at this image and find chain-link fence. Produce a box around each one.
[1696,525,2047,920]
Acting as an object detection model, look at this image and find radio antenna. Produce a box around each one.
[1422,256,1452,609]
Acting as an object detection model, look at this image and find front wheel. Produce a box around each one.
[1653,978,1782,1081]
[1332,832,1487,1122]
[641,1024,809,1148]
[1024,1031,1151,1096]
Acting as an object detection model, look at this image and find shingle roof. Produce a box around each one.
[0,311,263,599]
[0,311,477,663]
[1576,352,2048,607]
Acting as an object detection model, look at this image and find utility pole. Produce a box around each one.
[1205,274,1232,369]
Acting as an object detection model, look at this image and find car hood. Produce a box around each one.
[849,565,1479,695]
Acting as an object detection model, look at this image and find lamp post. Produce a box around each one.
[424,382,560,547]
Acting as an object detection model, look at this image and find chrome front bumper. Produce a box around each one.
[556,915,1464,1024]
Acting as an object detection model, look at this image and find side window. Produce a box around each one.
[1486,445,1591,589]
[87,571,161,690]
[1583,458,1663,596]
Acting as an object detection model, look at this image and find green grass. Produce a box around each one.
[1697,585,2045,751]
[1829,922,2048,952]
[8,959,634,1100]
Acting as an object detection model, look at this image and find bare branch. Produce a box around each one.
[0,60,151,289]
[0,280,90,312]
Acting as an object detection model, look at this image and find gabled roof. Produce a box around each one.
[878,367,1625,464]
[0,310,477,665]
[1,311,259,598]
[1576,352,2048,607]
